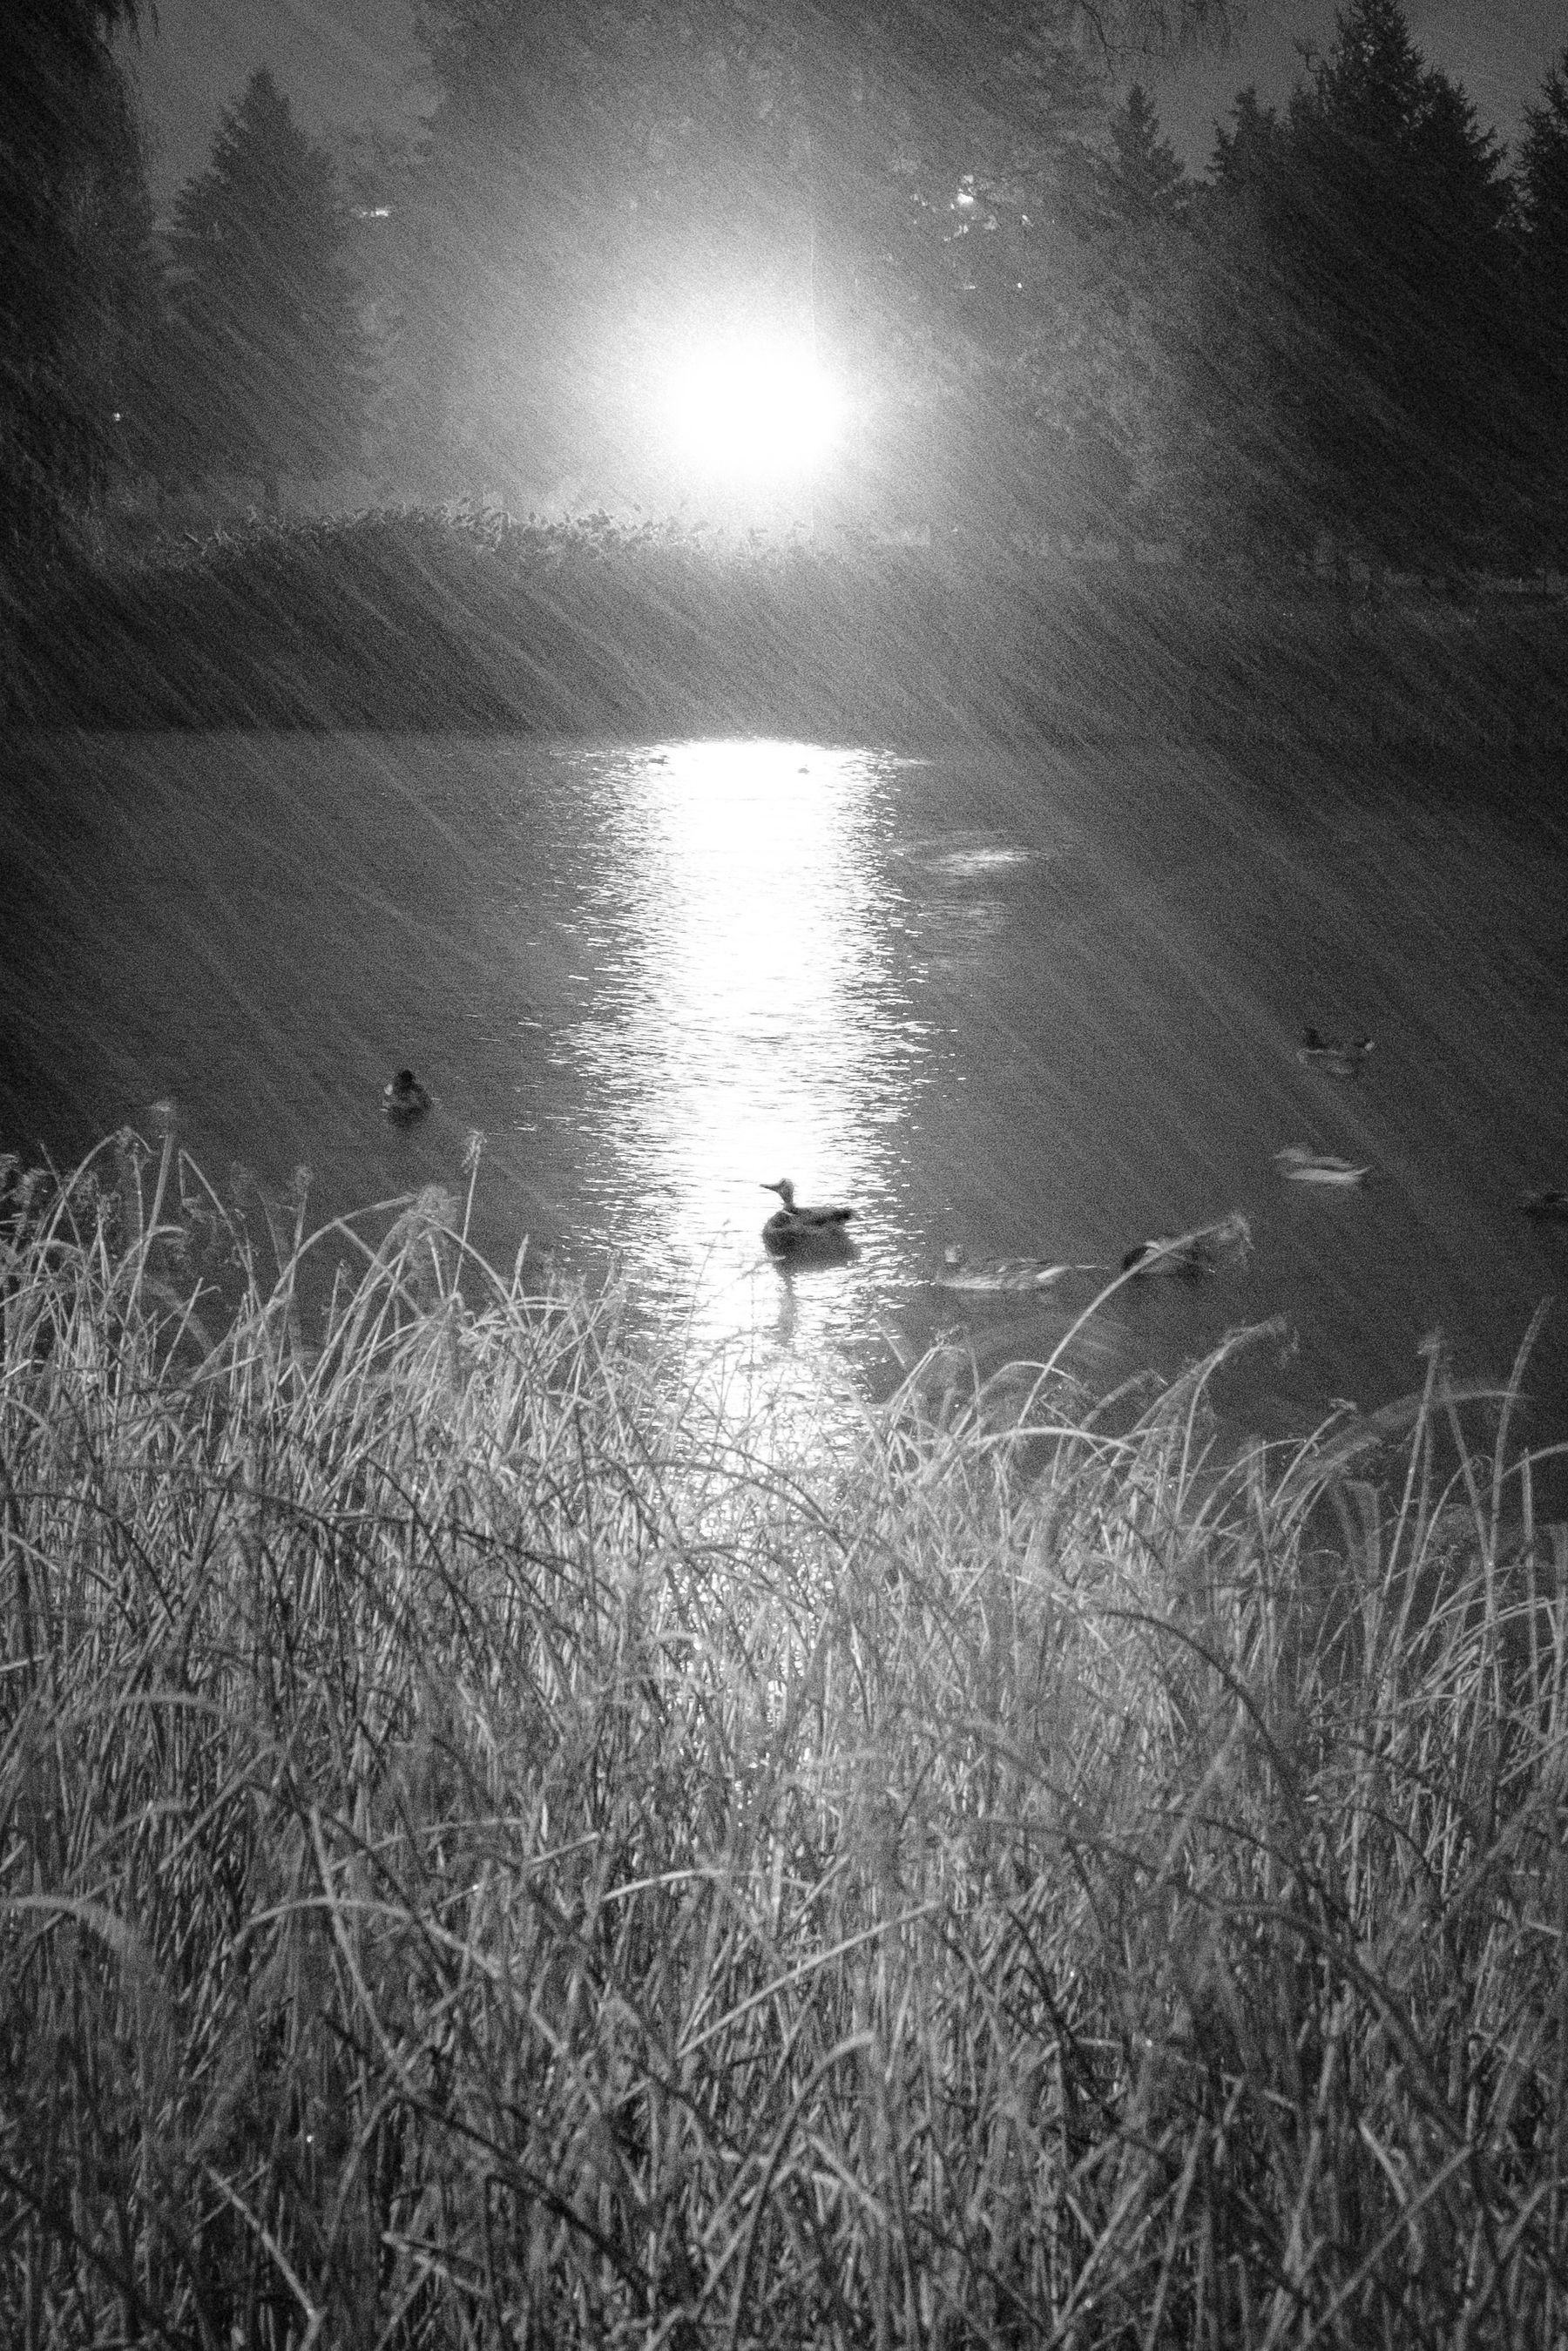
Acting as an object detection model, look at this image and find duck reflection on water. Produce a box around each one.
[1274,1145,1371,1186]
[935,1244,1106,1294]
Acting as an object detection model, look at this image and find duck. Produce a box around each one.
[1523,1189,1568,1221]
[382,1068,432,1124]
[1296,1027,1375,1079]
[760,1178,855,1258]
[1122,1209,1252,1278]
[1274,1145,1370,1186]
[936,1244,1106,1294]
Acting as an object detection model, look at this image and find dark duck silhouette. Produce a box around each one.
[1296,1027,1375,1079]
[760,1178,856,1260]
[382,1069,432,1125]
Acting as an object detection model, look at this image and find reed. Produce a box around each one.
[2,1133,1565,2348]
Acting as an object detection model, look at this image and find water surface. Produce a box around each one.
[4,731,1566,1458]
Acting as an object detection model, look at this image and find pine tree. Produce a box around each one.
[1514,48,1568,550]
[1100,84,1188,228]
[1519,48,1568,261]
[159,69,368,508]
[1296,0,1513,554]
[1208,86,1286,193]
[1031,81,1196,536]
[1186,0,1518,560]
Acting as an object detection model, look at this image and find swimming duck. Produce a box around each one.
[936,1244,1105,1294]
[1122,1209,1252,1278]
[1296,1027,1375,1079]
[382,1069,432,1124]
[760,1178,855,1258]
[1274,1145,1370,1186]
[1523,1189,1568,1221]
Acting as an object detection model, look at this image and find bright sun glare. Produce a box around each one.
[666,340,845,477]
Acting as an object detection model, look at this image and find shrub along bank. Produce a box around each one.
[1,1130,1565,2347]
[7,505,1568,756]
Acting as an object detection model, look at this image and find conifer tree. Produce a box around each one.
[1294,0,1512,554]
[159,69,368,508]
[1183,0,1517,561]
[1030,80,1194,535]
[1513,47,1568,549]
[1519,49,1568,262]
[1100,84,1188,228]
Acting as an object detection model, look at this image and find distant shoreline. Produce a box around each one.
[7,509,1568,765]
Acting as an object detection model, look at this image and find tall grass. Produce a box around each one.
[3,1132,1566,2348]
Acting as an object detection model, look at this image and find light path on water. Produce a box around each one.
[3,731,1566,1458]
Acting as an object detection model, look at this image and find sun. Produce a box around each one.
[665,337,846,479]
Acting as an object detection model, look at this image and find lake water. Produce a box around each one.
[4,731,1567,1469]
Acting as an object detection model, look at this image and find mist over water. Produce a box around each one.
[3,729,1566,1459]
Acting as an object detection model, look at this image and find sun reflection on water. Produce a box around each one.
[563,739,913,1354]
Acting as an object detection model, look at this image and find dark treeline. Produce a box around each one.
[4,0,1568,597]
[17,508,1568,763]
[1166,3,1568,565]
[1,0,153,561]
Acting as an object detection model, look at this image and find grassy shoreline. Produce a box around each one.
[7,508,1568,761]
[3,1131,1566,2347]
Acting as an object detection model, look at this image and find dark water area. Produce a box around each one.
[3,729,1567,1490]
